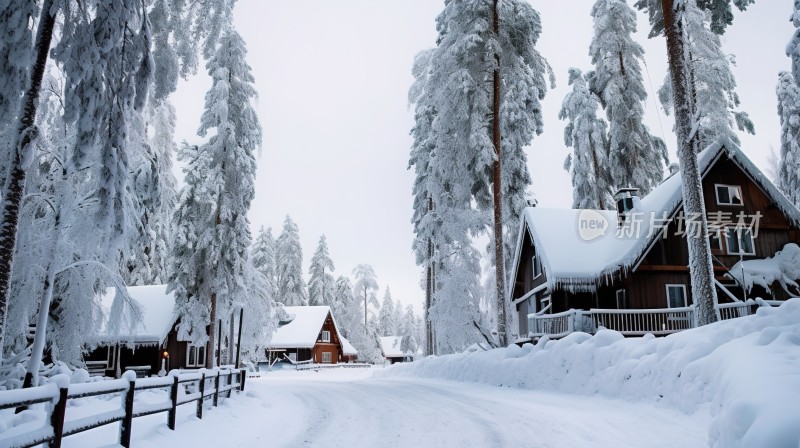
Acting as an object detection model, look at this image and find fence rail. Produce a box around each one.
[528,299,783,339]
[0,367,246,448]
[295,363,371,371]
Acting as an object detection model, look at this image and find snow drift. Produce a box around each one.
[379,299,800,448]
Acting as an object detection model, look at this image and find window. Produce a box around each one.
[186,344,206,368]
[715,184,743,206]
[708,229,723,251]
[322,352,332,363]
[666,285,687,309]
[106,346,116,369]
[321,330,330,342]
[532,254,542,278]
[725,227,755,255]
[615,289,628,309]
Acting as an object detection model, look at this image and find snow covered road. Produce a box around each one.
[63,367,709,447]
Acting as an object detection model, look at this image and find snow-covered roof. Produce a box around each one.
[268,306,339,349]
[340,336,358,356]
[98,285,176,344]
[509,140,800,294]
[379,336,412,358]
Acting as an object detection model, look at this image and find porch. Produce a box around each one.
[526,299,785,340]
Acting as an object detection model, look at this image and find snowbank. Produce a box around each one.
[378,299,800,448]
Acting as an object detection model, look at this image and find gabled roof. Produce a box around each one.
[97,285,176,344]
[508,139,800,295]
[379,336,412,358]
[268,306,341,349]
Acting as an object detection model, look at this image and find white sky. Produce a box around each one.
[171,1,793,314]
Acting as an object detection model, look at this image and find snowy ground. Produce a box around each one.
[59,367,708,448]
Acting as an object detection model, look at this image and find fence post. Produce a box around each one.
[213,370,220,407]
[239,369,246,392]
[196,373,206,419]
[119,376,136,447]
[49,386,68,448]
[227,371,233,398]
[168,374,179,430]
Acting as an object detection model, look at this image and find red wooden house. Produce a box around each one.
[508,141,800,343]
[266,306,353,365]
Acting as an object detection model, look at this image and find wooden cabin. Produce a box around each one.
[266,306,353,365]
[379,336,413,364]
[340,336,358,363]
[508,141,800,343]
[84,285,208,377]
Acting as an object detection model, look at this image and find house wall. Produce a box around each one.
[312,314,342,364]
[83,343,161,377]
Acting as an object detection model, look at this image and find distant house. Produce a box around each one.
[266,306,353,365]
[379,336,413,364]
[340,336,358,363]
[508,141,800,343]
[84,285,209,377]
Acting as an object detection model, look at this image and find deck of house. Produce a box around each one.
[525,298,786,340]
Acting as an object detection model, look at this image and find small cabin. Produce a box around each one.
[340,336,358,363]
[508,141,800,343]
[379,336,413,364]
[266,306,353,365]
[84,285,210,377]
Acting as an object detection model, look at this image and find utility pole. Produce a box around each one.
[492,0,508,347]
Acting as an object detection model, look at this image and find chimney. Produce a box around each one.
[614,187,639,227]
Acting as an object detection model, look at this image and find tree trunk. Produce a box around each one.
[424,198,433,357]
[661,0,718,325]
[0,0,56,363]
[207,292,217,368]
[492,0,507,347]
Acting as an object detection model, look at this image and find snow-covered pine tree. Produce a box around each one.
[588,0,667,195]
[251,226,277,301]
[393,298,403,336]
[0,0,36,128]
[377,287,395,336]
[276,216,308,307]
[634,0,753,37]
[788,1,800,85]
[777,72,800,208]
[332,275,356,339]
[308,235,335,307]
[352,264,379,329]
[560,69,615,211]
[400,304,418,355]
[170,26,262,367]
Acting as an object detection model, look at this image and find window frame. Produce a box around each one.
[106,346,116,369]
[321,330,330,342]
[615,289,627,309]
[724,227,755,256]
[714,184,744,206]
[665,284,688,309]
[186,344,206,368]
[708,228,723,251]
[322,352,332,363]
[532,253,542,279]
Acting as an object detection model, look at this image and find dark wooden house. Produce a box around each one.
[379,336,413,364]
[84,285,209,377]
[508,141,800,343]
[266,306,353,365]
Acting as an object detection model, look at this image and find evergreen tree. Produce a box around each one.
[352,264,379,329]
[308,235,335,307]
[400,304,419,355]
[276,216,308,306]
[777,72,800,208]
[560,69,614,210]
[170,26,262,367]
[788,1,800,85]
[251,226,277,301]
[588,0,667,195]
[393,298,404,336]
[332,275,356,338]
[378,287,395,336]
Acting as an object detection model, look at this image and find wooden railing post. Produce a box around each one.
[48,386,68,448]
[168,374,179,430]
[213,370,220,407]
[119,377,136,447]
[197,373,206,419]
[227,371,233,398]
[239,369,246,392]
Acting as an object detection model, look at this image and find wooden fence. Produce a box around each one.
[0,367,246,448]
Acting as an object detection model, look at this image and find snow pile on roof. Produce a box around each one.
[97,285,176,344]
[269,306,334,349]
[379,336,411,358]
[728,243,800,295]
[340,336,358,356]
[379,299,800,448]
[515,140,800,292]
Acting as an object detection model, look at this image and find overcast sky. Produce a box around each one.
[171,1,793,314]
